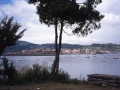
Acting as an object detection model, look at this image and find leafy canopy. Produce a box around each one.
[0,16,26,47]
[28,0,104,36]
[0,16,26,55]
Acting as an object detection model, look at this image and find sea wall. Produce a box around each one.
[87,74,120,87]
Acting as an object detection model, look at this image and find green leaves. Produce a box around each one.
[0,16,26,55]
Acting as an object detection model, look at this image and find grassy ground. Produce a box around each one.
[0,83,119,90]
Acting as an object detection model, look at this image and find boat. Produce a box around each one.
[113,55,119,59]
[93,56,96,57]
[86,54,90,58]
[86,56,90,58]
[113,57,119,59]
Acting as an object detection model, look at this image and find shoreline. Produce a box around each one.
[2,53,119,56]
[2,53,55,56]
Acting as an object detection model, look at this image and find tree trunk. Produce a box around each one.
[52,19,58,74]
[52,20,63,75]
[56,20,63,74]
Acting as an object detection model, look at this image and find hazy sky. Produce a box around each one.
[0,0,120,45]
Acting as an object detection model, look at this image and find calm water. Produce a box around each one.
[1,54,120,79]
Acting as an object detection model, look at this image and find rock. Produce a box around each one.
[87,74,120,88]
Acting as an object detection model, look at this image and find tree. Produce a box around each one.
[0,16,26,56]
[28,0,104,74]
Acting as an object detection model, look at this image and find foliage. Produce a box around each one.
[0,57,17,85]
[16,63,70,84]
[49,68,70,82]
[0,16,26,55]
[28,0,104,36]
[67,78,88,85]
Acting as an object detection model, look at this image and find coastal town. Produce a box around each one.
[4,47,120,56]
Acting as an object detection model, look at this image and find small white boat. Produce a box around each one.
[86,54,90,58]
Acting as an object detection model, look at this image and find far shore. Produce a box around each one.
[2,52,119,56]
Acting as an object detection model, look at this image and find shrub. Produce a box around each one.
[17,63,51,84]
[0,59,70,85]
[0,56,17,85]
[54,68,70,82]
[16,63,70,84]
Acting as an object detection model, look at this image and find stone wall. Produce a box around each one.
[87,74,120,87]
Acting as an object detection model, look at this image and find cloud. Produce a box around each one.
[102,13,120,25]
[0,0,55,43]
[0,11,3,17]
[0,0,36,19]
[97,0,119,13]
[0,0,120,45]
[0,11,3,20]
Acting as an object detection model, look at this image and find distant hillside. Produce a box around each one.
[40,43,83,49]
[5,41,83,51]
[5,41,120,51]
[5,41,41,51]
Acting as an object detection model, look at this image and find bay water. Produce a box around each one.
[1,54,120,80]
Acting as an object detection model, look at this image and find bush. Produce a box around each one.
[0,56,17,85]
[52,68,70,82]
[16,63,70,84]
[0,59,70,85]
[17,63,51,84]
[67,78,88,85]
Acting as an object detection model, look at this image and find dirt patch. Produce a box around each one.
[0,83,119,90]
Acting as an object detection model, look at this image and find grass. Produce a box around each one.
[0,82,117,90]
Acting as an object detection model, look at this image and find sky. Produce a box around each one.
[0,0,120,45]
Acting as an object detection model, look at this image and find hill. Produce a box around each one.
[5,41,41,51]
[5,41,120,51]
[5,41,83,51]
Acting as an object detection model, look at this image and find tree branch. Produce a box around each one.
[77,3,85,5]
[63,29,74,36]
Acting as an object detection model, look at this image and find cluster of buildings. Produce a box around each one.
[4,47,118,56]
